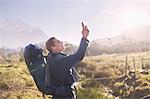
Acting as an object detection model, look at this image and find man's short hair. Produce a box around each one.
[46,37,56,52]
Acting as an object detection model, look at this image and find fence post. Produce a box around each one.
[42,93,46,99]
[141,57,144,70]
[132,57,136,91]
[125,55,128,76]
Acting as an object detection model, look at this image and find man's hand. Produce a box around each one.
[82,22,89,39]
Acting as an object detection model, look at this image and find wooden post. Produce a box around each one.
[141,57,144,70]
[127,56,130,73]
[141,57,149,74]
[125,55,128,76]
[42,93,46,99]
[132,57,136,91]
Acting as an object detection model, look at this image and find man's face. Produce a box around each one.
[52,39,64,52]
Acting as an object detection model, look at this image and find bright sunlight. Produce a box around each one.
[122,10,149,28]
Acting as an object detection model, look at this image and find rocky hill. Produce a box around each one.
[0,20,48,48]
[87,25,150,56]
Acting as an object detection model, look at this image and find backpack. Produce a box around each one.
[23,44,56,95]
[23,44,73,97]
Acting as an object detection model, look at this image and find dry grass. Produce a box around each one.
[0,51,150,99]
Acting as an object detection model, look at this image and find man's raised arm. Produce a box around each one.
[57,22,89,68]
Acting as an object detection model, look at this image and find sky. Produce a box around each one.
[0,0,150,45]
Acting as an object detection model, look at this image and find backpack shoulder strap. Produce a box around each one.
[44,53,53,87]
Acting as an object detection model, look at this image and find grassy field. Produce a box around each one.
[77,52,150,99]
[0,51,150,99]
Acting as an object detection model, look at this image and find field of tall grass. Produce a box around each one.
[77,51,150,99]
[0,51,150,99]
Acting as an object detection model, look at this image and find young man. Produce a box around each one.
[45,22,89,99]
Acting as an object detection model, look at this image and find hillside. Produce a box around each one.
[0,21,48,48]
[87,25,150,56]
[1,22,150,56]
[124,25,150,42]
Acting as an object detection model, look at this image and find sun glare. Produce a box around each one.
[122,10,148,28]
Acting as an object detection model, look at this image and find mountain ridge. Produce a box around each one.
[0,20,48,48]
[1,21,150,56]
[87,25,150,55]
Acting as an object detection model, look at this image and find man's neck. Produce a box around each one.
[52,50,62,53]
